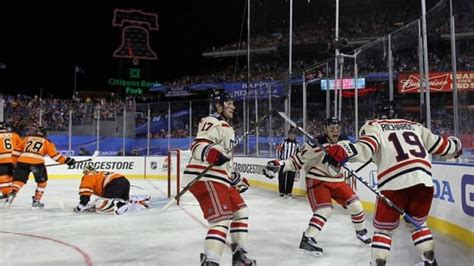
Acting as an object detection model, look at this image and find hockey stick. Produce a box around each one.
[307,160,372,191]
[345,159,372,180]
[130,184,145,190]
[274,111,424,230]
[160,110,275,212]
[45,151,99,167]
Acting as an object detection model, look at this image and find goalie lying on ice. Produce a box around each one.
[74,165,151,215]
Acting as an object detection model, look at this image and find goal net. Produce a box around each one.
[166,149,198,205]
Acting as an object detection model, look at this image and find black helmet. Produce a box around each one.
[0,122,7,131]
[325,117,341,126]
[376,100,398,119]
[210,90,233,112]
[37,126,48,137]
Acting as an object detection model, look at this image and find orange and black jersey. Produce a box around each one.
[79,171,125,197]
[13,134,67,165]
[0,131,22,164]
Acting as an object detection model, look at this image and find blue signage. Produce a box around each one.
[321,78,366,90]
[461,174,474,217]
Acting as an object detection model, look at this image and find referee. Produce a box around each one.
[276,128,300,198]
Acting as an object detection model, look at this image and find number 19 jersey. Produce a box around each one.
[351,119,460,191]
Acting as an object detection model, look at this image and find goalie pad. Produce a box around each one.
[129,195,152,209]
[95,198,128,215]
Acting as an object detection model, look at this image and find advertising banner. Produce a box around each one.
[398,71,474,93]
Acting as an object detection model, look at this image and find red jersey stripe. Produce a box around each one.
[378,159,431,179]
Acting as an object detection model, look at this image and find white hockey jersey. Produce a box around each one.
[349,119,461,191]
[283,136,350,182]
[183,113,237,187]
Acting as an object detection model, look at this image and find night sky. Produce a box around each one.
[0,1,246,97]
[0,0,440,98]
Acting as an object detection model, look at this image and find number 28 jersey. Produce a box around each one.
[350,119,460,191]
[13,135,67,165]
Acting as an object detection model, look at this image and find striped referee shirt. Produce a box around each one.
[277,138,300,160]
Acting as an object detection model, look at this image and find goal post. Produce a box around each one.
[166,149,193,205]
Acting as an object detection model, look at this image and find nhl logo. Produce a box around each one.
[150,161,157,170]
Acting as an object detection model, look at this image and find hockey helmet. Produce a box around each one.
[324,117,342,143]
[376,100,398,119]
[210,90,233,112]
[83,165,96,175]
[325,117,341,127]
[37,126,48,137]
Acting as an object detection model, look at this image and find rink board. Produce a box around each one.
[43,155,474,248]
[233,157,474,248]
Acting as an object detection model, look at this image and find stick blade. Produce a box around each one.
[159,198,176,212]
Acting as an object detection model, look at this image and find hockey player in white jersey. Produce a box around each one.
[183,90,256,266]
[263,117,371,256]
[324,100,462,266]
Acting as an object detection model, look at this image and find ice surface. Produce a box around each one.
[0,179,472,266]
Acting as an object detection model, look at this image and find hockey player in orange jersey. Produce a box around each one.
[74,165,151,215]
[0,122,22,199]
[6,126,76,208]
[325,100,463,266]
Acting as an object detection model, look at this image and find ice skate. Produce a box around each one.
[200,253,219,266]
[356,229,371,244]
[231,244,256,266]
[5,192,16,207]
[32,196,45,209]
[299,232,323,256]
[370,258,386,266]
[415,251,438,266]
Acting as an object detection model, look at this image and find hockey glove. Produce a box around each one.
[205,146,230,166]
[236,178,250,194]
[65,157,76,166]
[263,160,284,179]
[230,172,250,193]
[448,136,463,159]
[323,144,348,168]
[230,171,242,186]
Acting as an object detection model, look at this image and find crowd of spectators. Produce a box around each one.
[207,0,473,53]
[2,2,473,144]
[2,93,473,151]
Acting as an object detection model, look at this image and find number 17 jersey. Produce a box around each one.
[351,119,460,191]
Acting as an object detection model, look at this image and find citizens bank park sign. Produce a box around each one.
[398,71,474,93]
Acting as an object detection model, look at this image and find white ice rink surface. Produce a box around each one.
[0,179,472,266]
